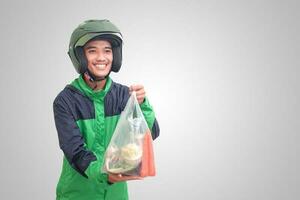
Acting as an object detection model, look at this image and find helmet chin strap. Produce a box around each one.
[85,69,106,82]
[84,69,111,90]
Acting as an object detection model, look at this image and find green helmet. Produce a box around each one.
[68,19,123,76]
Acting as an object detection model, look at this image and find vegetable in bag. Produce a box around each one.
[102,92,156,178]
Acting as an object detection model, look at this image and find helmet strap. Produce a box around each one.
[84,69,111,90]
[85,68,106,82]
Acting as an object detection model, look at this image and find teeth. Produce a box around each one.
[95,64,106,69]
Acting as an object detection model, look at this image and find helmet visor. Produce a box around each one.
[75,32,122,48]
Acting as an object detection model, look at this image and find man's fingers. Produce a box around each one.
[130,85,144,92]
[109,173,143,182]
[129,87,145,96]
[136,90,145,97]
[129,84,145,104]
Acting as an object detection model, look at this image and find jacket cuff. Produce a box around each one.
[84,156,103,181]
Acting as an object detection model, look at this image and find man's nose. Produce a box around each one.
[96,52,105,61]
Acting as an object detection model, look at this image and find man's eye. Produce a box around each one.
[88,50,96,53]
[105,49,112,53]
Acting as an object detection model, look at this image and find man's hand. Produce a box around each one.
[129,84,146,104]
[108,173,143,183]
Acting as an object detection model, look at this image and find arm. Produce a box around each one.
[140,97,160,140]
[53,98,103,180]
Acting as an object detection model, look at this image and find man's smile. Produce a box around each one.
[94,64,107,70]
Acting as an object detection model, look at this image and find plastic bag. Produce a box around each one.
[102,92,155,178]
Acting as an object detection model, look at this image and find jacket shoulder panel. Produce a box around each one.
[53,85,95,121]
[105,81,130,117]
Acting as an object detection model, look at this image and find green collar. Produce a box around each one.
[71,75,112,99]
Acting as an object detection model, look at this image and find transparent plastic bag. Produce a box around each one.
[102,92,155,178]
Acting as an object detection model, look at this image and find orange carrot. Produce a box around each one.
[140,130,156,177]
[147,131,156,176]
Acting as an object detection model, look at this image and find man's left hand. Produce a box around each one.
[129,84,146,104]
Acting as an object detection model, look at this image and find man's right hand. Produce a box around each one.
[108,173,143,183]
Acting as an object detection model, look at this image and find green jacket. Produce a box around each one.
[53,75,160,200]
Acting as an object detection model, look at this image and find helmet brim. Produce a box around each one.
[75,32,122,48]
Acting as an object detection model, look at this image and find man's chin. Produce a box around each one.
[98,73,109,77]
[93,71,109,77]
[97,72,111,79]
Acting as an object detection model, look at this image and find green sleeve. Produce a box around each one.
[140,97,156,130]
[84,154,108,182]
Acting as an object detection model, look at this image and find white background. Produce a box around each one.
[0,0,299,199]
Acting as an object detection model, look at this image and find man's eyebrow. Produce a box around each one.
[85,46,112,50]
[85,46,96,50]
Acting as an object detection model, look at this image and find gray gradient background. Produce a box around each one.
[0,0,299,199]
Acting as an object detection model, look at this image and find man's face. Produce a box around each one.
[83,40,113,78]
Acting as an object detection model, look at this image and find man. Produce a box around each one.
[53,19,160,200]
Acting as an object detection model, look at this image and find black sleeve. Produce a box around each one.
[151,118,160,140]
[53,98,96,178]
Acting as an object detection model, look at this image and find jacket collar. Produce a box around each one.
[70,74,112,99]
